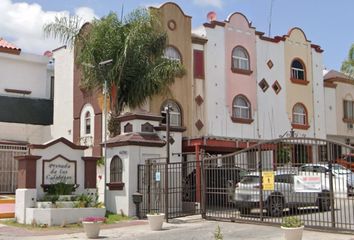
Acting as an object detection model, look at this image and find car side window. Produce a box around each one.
[313,166,326,173]
[275,174,293,184]
[300,166,313,172]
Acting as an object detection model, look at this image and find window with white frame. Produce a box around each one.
[161,100,181,127]
[291,59,305,80]
[164,46,181,62]
[110,156,123,183]
[292,103,307,125]
[232,95,251,119]
[80,104,94,146]
[232,46,250,70]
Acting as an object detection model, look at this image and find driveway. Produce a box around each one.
[1,215,352,240]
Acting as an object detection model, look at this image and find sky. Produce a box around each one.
[1,0,353,71]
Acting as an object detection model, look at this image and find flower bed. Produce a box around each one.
[25,207,106,226]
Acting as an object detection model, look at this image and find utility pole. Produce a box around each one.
[164,105,171,222]
[99,59,113,208]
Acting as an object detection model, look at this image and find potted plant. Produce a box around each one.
[81,216,106,238]
[146,211,165,231]
[281,216,304,240]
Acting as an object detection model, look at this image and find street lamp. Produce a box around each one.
[164,105,171,222]
[99,59,113,208]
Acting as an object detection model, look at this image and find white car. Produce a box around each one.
[233,171,330,217]
[299,163,354,197]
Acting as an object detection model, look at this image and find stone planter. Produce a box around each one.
[36,202,54,208]
[82,221,103,239]
[281,226,304,240]
[55,201,77,208]
[146,213,165,231]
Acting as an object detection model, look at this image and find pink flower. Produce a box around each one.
[82,216,106,222]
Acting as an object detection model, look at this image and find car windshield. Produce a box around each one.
[345,155,354,163]
[332,164,351,174]
[240,176,259,184]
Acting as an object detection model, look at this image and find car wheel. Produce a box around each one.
[317,192,330,212]
[267,196,284,217]
[239,207,251,216]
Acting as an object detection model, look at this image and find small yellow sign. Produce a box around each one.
[262,171,275,191]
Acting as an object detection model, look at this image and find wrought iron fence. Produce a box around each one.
[202,138,354,233]
[137,159,202,219]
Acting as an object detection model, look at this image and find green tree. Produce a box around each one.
[341,43,354,78]
[44,9,184,135]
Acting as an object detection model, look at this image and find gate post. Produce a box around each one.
[258,145,264,221]
[327,143,336,228]
[200,149,206,218]
[195,144,201,203]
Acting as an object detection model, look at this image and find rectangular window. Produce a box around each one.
[193,50,205,79]
[50,76,54,99]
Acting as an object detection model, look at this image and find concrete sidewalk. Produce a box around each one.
[1,215,353,240]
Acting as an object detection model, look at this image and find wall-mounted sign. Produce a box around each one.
[119,150,128,155]
[262,171,275,191]
[294,176,321,192]
[43,155,76,185]
[155,171,161,182]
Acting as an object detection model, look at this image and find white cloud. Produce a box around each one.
[193,0,223,8]
[0,0,97,55]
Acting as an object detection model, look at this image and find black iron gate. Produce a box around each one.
[0,143,27,194]
[202,138,354,233]
[137,159,202,218]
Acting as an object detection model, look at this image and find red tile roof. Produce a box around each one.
[0,38,21,55]
[105,132,166,147]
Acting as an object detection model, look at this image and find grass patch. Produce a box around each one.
[0,212,131,229]
[105,212,131,224]
[0,219,82,231]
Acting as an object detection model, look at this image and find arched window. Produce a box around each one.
[164,46,182,62]
[161,100,182,127]
[232,46,250,70]
[291,59,306,80]
[84,111,91,134]
[80,104,94,146]
[232,95,251,119]
[124,123,133,133]
[110,156,123,182]
[292,103,307,125]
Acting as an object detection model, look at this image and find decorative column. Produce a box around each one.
[15,155,41,188]
[14,155,41,224]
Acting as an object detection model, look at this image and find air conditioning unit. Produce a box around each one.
[347,123,353,129]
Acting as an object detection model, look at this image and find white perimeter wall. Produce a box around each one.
[50,47,74,141]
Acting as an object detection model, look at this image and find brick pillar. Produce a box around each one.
[15,155,41,188]
[82,157,100,188]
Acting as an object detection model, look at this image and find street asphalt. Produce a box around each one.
[0,215,353,240]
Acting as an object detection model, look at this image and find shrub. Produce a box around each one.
[281,216,303,228]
